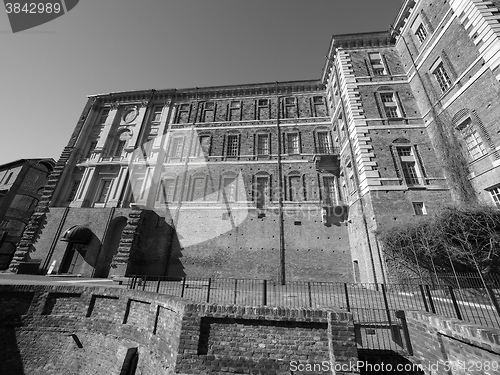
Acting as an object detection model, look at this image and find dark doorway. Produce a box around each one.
[59,243,85,274]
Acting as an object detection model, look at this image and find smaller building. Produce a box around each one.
[0,159,55,270]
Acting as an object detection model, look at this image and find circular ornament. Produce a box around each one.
[123,107,138,123]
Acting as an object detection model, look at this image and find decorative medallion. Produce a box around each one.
[122,106,138,123]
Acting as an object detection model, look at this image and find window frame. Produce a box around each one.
[152,105,163,123]
[369,52,387,76]
[226,134,240,157]
[285,132,301,155]
[456,118,487,160]
[415,23,428,44]
[412,202,427,215]
[380,92,402,119]
[316,131,333,154]
[487,186,500,208]
[432,61,452,93]
[256,133,270,156]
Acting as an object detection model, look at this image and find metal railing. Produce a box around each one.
[127,274,500,353]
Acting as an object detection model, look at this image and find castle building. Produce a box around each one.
[9,0,500,283]
[0,159,54,270]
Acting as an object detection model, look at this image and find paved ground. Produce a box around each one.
[0,272,122,287]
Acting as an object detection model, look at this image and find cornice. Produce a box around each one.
[90,80,326,106]
[392,0,417,37]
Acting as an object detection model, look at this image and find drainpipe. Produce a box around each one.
[276,82,286,285]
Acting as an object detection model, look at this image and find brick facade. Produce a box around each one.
[8,0,500,283]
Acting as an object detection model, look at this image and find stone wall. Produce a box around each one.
[406,311,500,375]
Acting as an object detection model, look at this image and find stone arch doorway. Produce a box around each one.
[59,226,93,274]
[96,216,127,278]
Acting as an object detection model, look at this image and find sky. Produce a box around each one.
[0,0,403,165]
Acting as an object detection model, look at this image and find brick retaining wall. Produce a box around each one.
[0,284,359,375]
[406,311,500,375]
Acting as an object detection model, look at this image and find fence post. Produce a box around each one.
[233,279,238,305]
[425,285,436,314]
[395,310,414,356]
[156,277,161,293]
[206,278,212,303]
[419,284,429,312]
[344,283,351,312]
[381,284,392,326]
[486,287,500,320]
[448,286,462,320]
[181,277,186,298]
[130,277,135,289]
[308,282,313,308]
[262,279,267,306]
[142,276,147,291]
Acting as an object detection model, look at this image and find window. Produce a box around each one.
[415,24,427,43]
[95,180,113,203]
[412,202,427,215]
[191,177,206,201]
[152,106,163,123]
[286,133,300,154]
[176,103,191,123]
[312,96,327,117]
[4,172,13,185]
[369,53,387,75]
[380,93,401,118]
[97,108,110,125]
[228,100,242,121]
[67,181,80,202]
[197,136,211,157]
[257,98,270,120]
[400,159,421,185]
[157,178,176,203]
[202,101,215,122]
[114,140,126,157]
[256,134,270,156]
[488,187,500,208]
[397,146,421,185]
[170,137,184,158]
[317,131,333,154]
[86,141,97,158]
[0,220,8,228]
[457,119,487,159]
[256,176,269,209]
[130,178,144,203]
[323,176,338,205]
[226,134,239,157]
[222,177,238,202]
[433,62,452,93]
[284,97,297,118]
[289,176,303,201]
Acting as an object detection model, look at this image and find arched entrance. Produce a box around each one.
[59,226,93,274]
[96,216,127,278]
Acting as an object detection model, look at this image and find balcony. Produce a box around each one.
[313,150,340,175]
[321,204,349,226]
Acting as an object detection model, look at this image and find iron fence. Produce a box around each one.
[127,274,500,353]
